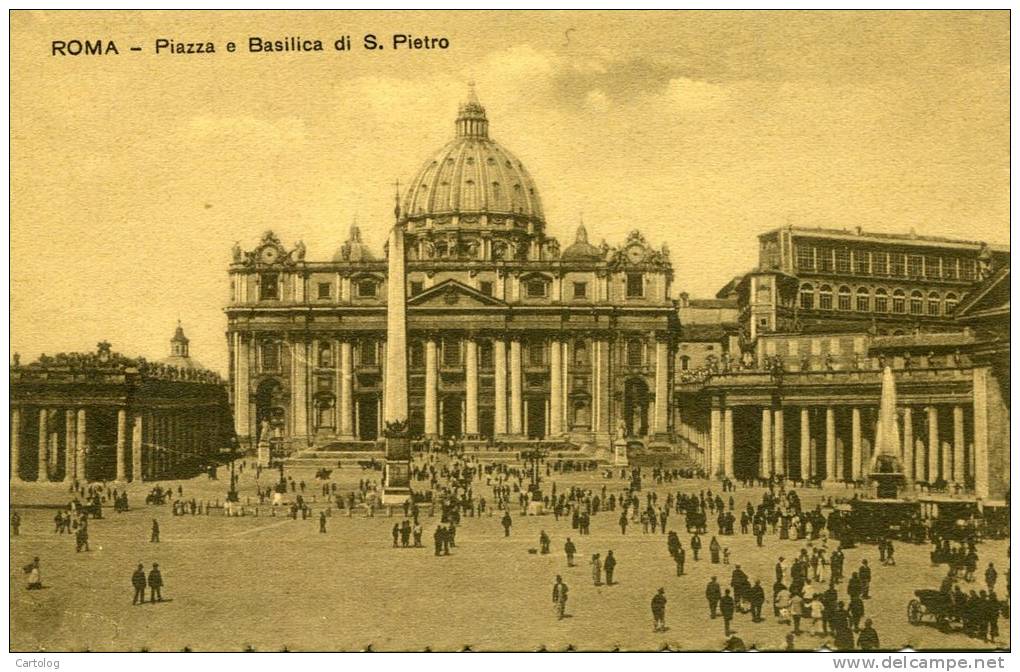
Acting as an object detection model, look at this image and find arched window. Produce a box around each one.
[856,287,870,312]
[818,285,833,310]
[837,285,852,311]
[874,288,889,313]
[910,290,924,315]
[318,343,333,368]
[799,283,815,310]
[928,291,941,316]
[627,338,644,367]
[892,289,906,314]
[945,293,959,315]
[679,355,691,371]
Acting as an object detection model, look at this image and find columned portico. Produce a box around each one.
[75,408,87,482]
[132,412,144,482]
[772,406,784,476]
[800,407,811,481]
[952,405,965,487]
[465,337,479,436]
[424,338,438,437]
[11,407,22,482]
[116,408,127,482]
[722,405,734,478]
[927,405,939,483]
[38,408,49,481]
[760,407,772,478]
[851,407,862,480]
[494,339,507,435]
[902,406,914,482]
[509,338,523,436]
[824,407,836,483]
[339,340,354,439]
[549,338,562,436]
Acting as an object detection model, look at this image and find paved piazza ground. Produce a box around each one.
[9,460,1010,652]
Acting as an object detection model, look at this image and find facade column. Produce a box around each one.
[709,403,722,478]
[902,406,914,483]
[64,409,76,483]
[234,333,250,443]
[494,339,508,435]
[509,338,523,435]
[116,408,127,482]
[824,407,836,482]
[851,407,862,480]
[927,406,939,483]
[76,409,87,482]
[339,341,354,439]
[424,338,439,437]
[972,368,989,498]
[466,337,479,436]
[653,338,669,435]
[292,338,308,446]
[772,407,784,476]
[723,406,734,478]
[11,407,22,482]
[760,407,772,478]
[132,413,144,482]
[952,405,965,486]
[37,408,49,482]
[549,339,562,436]
[800,407,811,481]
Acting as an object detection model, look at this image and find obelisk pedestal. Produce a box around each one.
[381,195,412,505]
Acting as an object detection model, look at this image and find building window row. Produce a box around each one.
[799,283,958,316]
[795,244,977,281]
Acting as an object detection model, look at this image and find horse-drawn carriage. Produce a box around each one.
[843,499,922,543]
[907,589,962,630]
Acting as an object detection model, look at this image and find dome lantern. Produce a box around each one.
[456,82,488,139]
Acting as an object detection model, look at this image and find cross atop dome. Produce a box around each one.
[456,82,488,138]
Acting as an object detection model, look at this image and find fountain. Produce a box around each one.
[869,366,907,499]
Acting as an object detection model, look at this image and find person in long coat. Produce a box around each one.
[132,563,147,604]
[147,563,163,603]
[604,550,617,585]
[651,588,667,632]
[709,536,721,564]
[591,553,602,586]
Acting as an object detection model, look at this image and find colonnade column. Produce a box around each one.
[132,413,144,482]
[509,338,523,435]
[902,406,914,482]
[927,406,939,483]
[234,333,250,442]
[38,408,49,481]
[851,407,862,480]
[709,403,721,478]
[772,407,784,476]
[952,405,965,487]
[11,407,21,482]
[549,339,562,436]
[424,339,438,437]
[653,338,669,436]
[972,368,989,498]
[339,341,354,439]
[116,408,127,482]
[760,408,772,478]
[824,407,836,483]
[722,406,734,478]
[800,407,811,481]
[494,339,508,435]
[465,337,479,436]
[75,409,87,482]
[292,338,308,445]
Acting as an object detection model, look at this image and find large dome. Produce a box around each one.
[401,87,545,227]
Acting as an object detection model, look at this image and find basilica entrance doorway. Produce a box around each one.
[357,394,378,441]
[255,378,287,445]
[441,395,462,437]
[525,395,546,439]
[623,378,649,437]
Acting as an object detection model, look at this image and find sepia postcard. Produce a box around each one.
[8,9,1011,656]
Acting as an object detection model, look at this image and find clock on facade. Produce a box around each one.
[260,247,279,264]
[626,245,644,264]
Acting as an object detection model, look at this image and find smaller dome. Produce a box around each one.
[562,223,602,261]
[333,224,375,262]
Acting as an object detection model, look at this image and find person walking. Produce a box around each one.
[24,557,42,590]
[147,563,163,603]
[651,588,668,632]
[691,533,702,561]
[749,579,765,622]
[604,550,617,585]
[591,553,602,586]
[857,618,880,650]
[564,537,577,567]
[539,530,550,554]
[11,511,21,536]
[720,588,736,636]
[848,594,865,632]
[710,536,721,564]
[985,563,998,592]
[618,511,628,535]
[789,591,804,635]
[501,511,513,537]
[675,545,686,576]
[552,576,569,620]
[706,576,722,618]
[150,519,160,543]
[319,511,327,534]
[858,560,872,599]
[132,563,147,605]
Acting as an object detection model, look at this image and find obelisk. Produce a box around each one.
[381,185,412,504]
[869,365,906,498]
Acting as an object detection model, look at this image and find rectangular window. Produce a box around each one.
[835,247,850,273]
[874,293,888,313]
[907,255,924,279]
[260,273,279,300]
[357,279,377,298]
[317,282,332,300]
[872,251,888,276]
[818,247,834,272]
[479,281,493,297]
[529,341,545,367]
[626,339,643,367]
[478,340,494,369]
[892,295,906,314]
[796,245,815,271]
[890,253,906,277]
[856,293,869,312]
[443,339,461,367]
[526,279,547,298]
[960,259,976,282]
[360,339,377,366]
[626,273,644,298]
[853,250,870,275]
[410,281,423,296]
[573,281,588,299]
[260,342,280,372]
[925,256,941,279]
[943,257,959,280]
[837,291,851,311]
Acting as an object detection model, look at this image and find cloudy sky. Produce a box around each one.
[11,10,1009,373]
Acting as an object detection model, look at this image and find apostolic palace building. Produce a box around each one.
[224,88,1009,501]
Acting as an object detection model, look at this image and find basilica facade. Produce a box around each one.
[226,90,677,452]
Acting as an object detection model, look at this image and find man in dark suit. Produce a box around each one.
[720,588,736,636]
[148,563,163,603]
[132,563,147,605]
[706,576,721,618]
[651,588,667,632]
